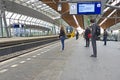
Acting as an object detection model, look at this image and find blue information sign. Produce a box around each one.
[77,1,101,15]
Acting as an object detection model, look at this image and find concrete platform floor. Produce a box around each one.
[0,37,120,80]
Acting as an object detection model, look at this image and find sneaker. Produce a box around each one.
[90,55,97,57]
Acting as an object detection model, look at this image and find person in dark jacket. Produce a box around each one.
[59,26,66,50]
[76,30,79,40]
[84,27,91,47]
[103,29,108,45]
[90,19,98,57]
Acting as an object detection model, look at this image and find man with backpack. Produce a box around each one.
[90,19,100,57]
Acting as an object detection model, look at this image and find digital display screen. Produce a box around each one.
[77,2,101,15]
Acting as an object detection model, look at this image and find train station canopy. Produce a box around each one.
[4,0,120,30]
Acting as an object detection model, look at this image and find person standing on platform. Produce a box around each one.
[84,27,91,47]
[59,26,66,51]
[90,19,98,57]
[103,29,108,46]
[76,30,79,40]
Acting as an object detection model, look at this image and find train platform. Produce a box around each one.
[0,37,120,80]
[0,35,58,43]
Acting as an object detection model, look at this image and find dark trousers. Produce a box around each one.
[60,36,65,50]
[104,37,107,45]
[91,36,97,56]
[76,36,78,40]
[86,38,90,47]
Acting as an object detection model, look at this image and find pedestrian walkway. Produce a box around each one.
[60,38,120,80]
[0,37,120,80]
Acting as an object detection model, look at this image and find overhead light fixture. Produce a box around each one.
[59,0,69,3]
[58,3,62,11]
[73,15,84,34]
[53,16,61,20]
[30,0,39,2]
[99,9,116,26]
[73,15,80,27]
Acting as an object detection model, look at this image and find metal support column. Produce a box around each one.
[0,14,3,37]
[3,10,10,37]
[0,0,3,37]
[0,0,10,37]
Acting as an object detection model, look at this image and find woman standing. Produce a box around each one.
[84,27,91,47]
[59,26,66,50]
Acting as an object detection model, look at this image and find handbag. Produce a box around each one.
[88,33,92,38]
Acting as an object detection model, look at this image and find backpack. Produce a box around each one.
[95,25,101,36]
